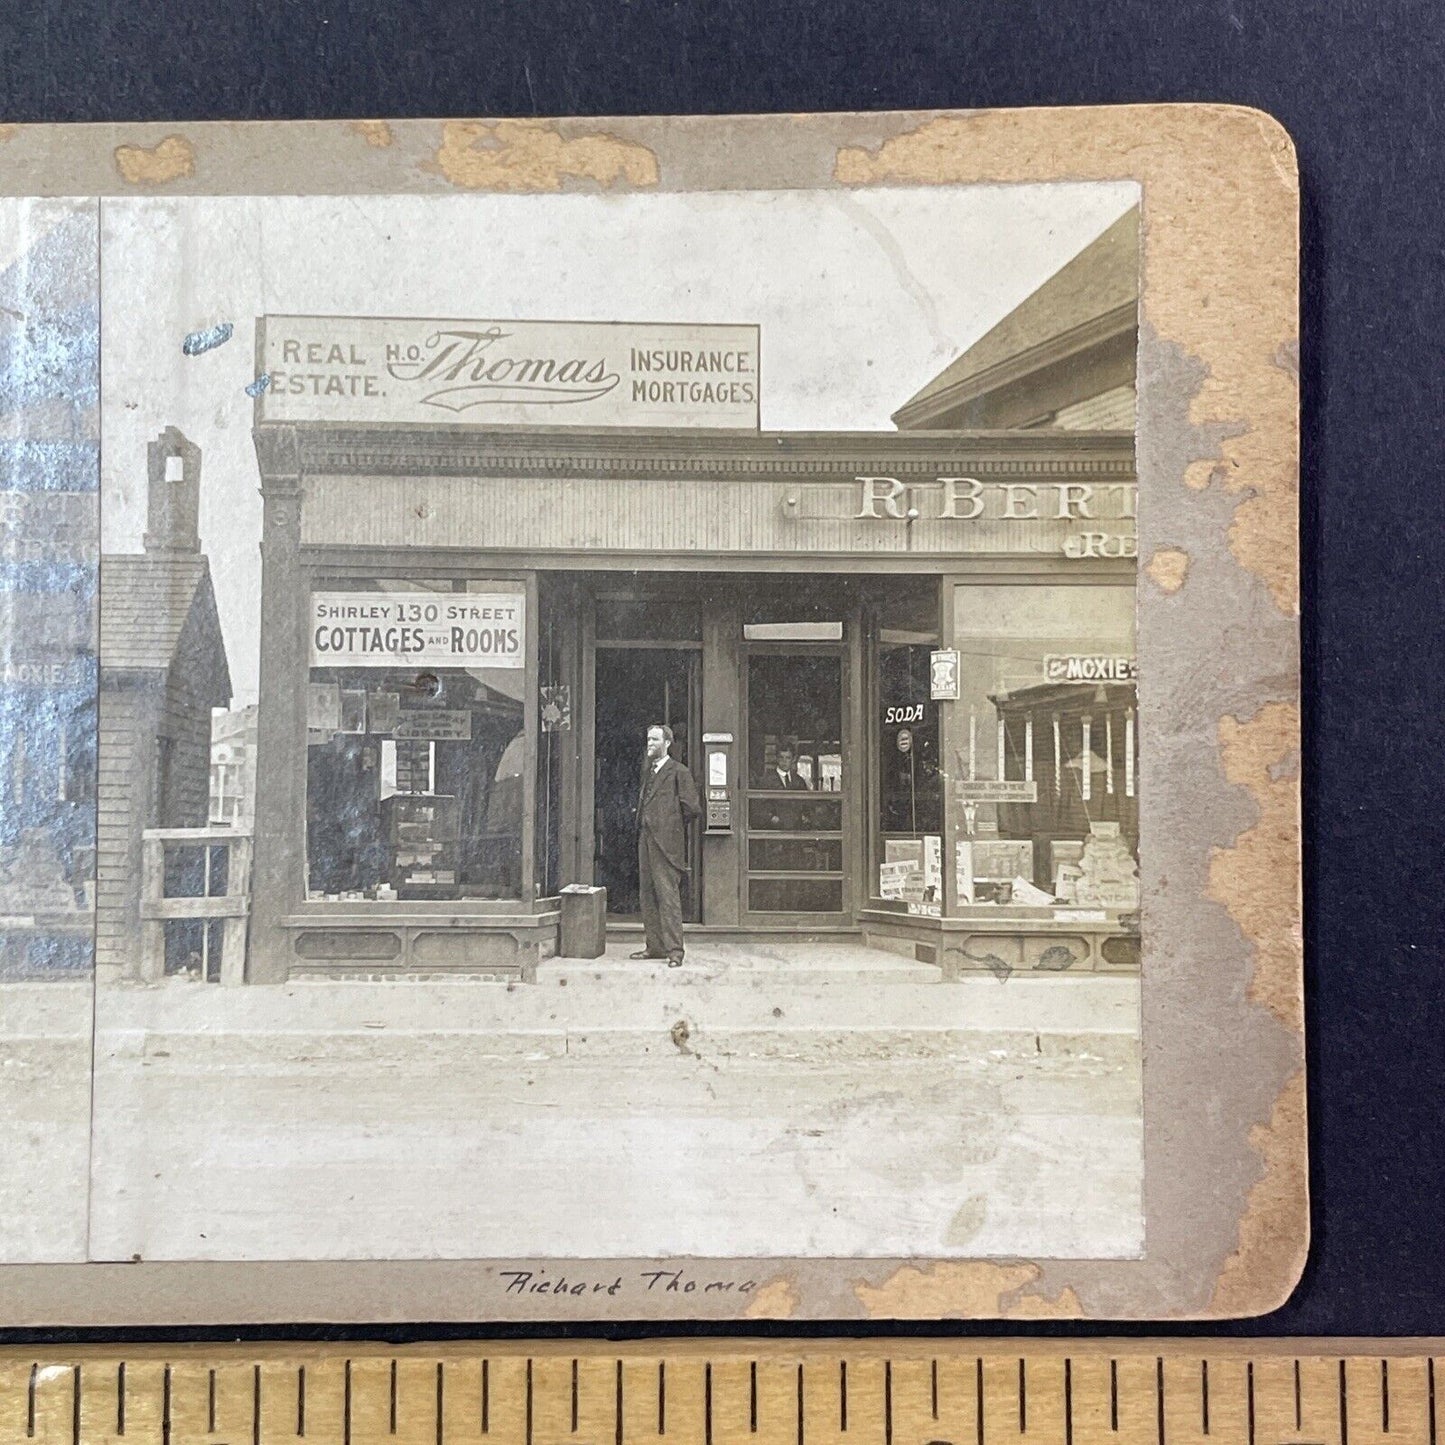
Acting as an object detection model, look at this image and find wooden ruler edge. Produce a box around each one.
[0,1340,1441,1363]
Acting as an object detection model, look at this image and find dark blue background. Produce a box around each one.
[0,0,1437,1341]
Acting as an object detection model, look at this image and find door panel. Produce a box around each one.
[743,649,849,921]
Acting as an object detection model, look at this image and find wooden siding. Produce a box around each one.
[97,598,228,974]
[163,595,231,827]
[96,687,155,972]
[1054,384,1137,431]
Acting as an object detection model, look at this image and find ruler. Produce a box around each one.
[1,1343,1439,1445]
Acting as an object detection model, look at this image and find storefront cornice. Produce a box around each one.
[265,426,1135,482]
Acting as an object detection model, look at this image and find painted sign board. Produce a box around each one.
[1044,654,1138,683]
[256,316,760,430]
[309,590,526,669]
[955,779,1039,803]
[929,649,960,700]
[392,710,473,741]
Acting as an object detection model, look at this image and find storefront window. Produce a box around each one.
[869,578,943,909]
[950,583,1137,915]
[305,578,527,902]
[875,642,944,907]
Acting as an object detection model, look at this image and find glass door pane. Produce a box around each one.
[745,651,845,916]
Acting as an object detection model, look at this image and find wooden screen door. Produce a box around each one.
[742,644,849,923]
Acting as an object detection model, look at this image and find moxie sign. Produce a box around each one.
[256,315,760,430]
[1044,654,1138,683]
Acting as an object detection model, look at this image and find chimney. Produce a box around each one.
[143,426,202,555]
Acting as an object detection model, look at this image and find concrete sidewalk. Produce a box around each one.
[0,981,93,1262]
[0,960,1142,1267]
[83,962,1141,1265]
[541,936,944,985]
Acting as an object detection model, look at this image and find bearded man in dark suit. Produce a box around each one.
[633,723,701,967]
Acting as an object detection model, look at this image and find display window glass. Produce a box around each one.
[949,583,1137,917]
[868,579,943,910]
[874,641,945,907]
[304,578,527,902]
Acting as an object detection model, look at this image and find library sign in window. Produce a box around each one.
[950,584,1138,917]
[305,580,526,902]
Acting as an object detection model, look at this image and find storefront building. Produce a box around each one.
[246,300,1138,982]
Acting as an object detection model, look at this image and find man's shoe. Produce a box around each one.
[667,953,684,968]
[630,949,664,960]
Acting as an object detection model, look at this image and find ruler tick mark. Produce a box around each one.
[1429,1358,1437,1445]
[658,1362,666,1435]
[750,1362,758,1433]
[705,1363,713,1445]
[839,1362,847,1432]
[885,1361,893,1445]
[976,1358,985,1445]
[482,1360,490,1435]
[572,1359,580,1433]
[1110,1361,1118,1433]
[209,1368,218,1436]
[27,1362,36,1438]
[526,1360,534,1445]
[797,1364,805,1445]
[1155,1357,1165,1445]
[1202,1360,1210,1435]
[616,1359,624,1445]
[252,1364,261,1445]
[1246,1363,1255,1445]
[1294,1360,1302,1431]
[71,1365,80,1445]
[297,1367,306,1438]
[1339,1360,1349,1445]
[1019,1359,1027,1434]
[931,1360,939,1421]
[118,1362,126,1436]
[163,1365,172,1445]
[344,1361,352,1445]
[391,1360,399,1435]
[437,1362,446,1445]
[1382,1360,1390,1433]
[1064,1360,1074,1445]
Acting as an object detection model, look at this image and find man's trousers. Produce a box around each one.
[638,831,685,958]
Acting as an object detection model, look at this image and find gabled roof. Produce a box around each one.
[99,553,232,704]
[892,207,1139,430]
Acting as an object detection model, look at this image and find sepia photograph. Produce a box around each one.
[1,182,1147,1273]
[31,181,1147,1271]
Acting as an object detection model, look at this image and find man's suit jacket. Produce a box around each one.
[763,766,810,790]
[638,755,701,871]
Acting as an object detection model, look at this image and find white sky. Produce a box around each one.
[98,183,1137,705]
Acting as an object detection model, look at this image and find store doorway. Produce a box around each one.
[593,647,701,919]
[743,645,849,920]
